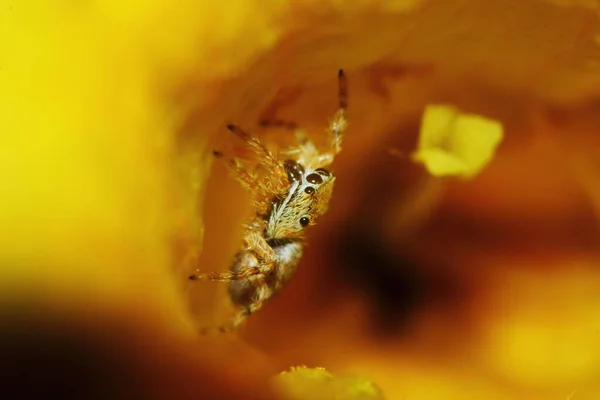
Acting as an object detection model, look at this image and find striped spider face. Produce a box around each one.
[265,161,335,241]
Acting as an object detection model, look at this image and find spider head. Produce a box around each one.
[266,162,335,240]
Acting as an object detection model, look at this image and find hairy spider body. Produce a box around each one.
[190,70,348,333]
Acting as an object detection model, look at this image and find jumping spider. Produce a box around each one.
[189,70,348,333]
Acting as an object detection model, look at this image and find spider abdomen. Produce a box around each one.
[228,241,303,308]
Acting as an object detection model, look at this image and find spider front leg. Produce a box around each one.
[225,124,282,174]
[211,150,258,193]
[320,69,348,166]
[259,119,320,165]
[260,69,348,169]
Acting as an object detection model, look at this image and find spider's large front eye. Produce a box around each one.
[306,173,323,185]
[299,216,310,227]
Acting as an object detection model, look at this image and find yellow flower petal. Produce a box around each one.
[412,104,504,179]
[275,366,385,400]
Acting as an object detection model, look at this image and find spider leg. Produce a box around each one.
[189,221,277,281]
[195,258,274,335]
[307,69,348,169]
[259,119,311,146]
[226,124,281,173]
[242,230,276,261]
[200,299,266,334]
[259,70,347,169]
[219,300,266,333]
[330,68,348,155]
[259,119,320,166]
[193,228,278,334]
[188,264,271,282]
[211,150,258,193]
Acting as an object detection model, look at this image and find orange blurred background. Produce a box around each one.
[3,0,600,398]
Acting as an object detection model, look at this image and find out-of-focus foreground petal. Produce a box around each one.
[274,366,384,400]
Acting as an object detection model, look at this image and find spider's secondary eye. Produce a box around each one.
[299,216,310,227]
[304,186,315,194]
[283,160,305,183]
[306,173,323,185]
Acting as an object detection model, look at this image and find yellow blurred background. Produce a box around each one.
[2,0,600,398]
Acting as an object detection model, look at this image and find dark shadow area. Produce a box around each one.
[0,312,132,399]
[334,225,426,337]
